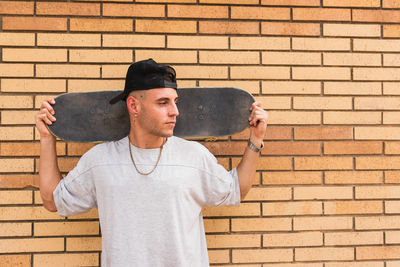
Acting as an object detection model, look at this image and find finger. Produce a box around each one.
[40,99,56,115]
[41,108,56,122]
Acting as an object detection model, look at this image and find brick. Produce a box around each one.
[261,141,320,156]
[246,187,292,201]
[354,39,400,52]
[293,8,350,21]
[37,33,101,47]
[294,97,351,110]
[294,126,353,140]
[200,21,259,35]
[355,127,400,140]
[324,82,381,95]
[262,0,320,5]
[68,79,123,93]
[168,35,227,50]
[33,253,99,267]
[353,10,400,23]
[325,200,382,215]
[325,171,382,184]
[324,111,381,125]
[67,143,96,156]
[0,238,64,253]
[295,186,353,200]
[357,157,400,170]
[386,171,400,183]
[231,7,290,20]
[326,263,383,267]
[138,0,194,2]
[2,17,67,31]
[34,221,99,236]
[356,186,400,199]
[232,249,292,263]
[232,127,291,141]
[0,127,33,141]
[233,156,292,171]
[70,49,132,63]
[264,264,322,267]
[326,231,383,246]
[0,95,32,109]
[263,52,321,65]
[263,232,322,247]
[203,219,229,233]
[0,255,30,267]
[169,5,227,18]
[36,2,100,16]
[324,141,382,155]
[231,66,289,80]
[173,65,228,79]
[356,97,400,110]
[386,201,400,213]
[202,142,246,156]
[384,0,400,8]
[206,234,260,248]
[231,37,290,50]
[294,216,353,230]
[384,54,400,67]
[388,261,400,267]
[70,18,132,32]
[269,111,321,125]
[208,249,229,264]
[66,237,102,251]
[136,50,196,64]
[36,64,100,78]
[386,142,400,155]
[0,159,33,173]
[0,190,32,204]
[293,37,350,51]
[262,171,322,185]
[262,22,320,36]
[0,222,31,236]
[386,230,400,243]
[384,25,400,38]
[263,201,322,216]
[324,53,381,66]
[104,3,164,17]
[357,246,400,260]
[137,19,196,33]
[0,174,38,189]
[0,32,34,46]
[200,80,259,95]
[294,157,353,170]
[203,203,260,217]
[2,79,65,93]
[201,0,258,4]
[232,218,291,232]
[255,96,290,110]
[0,64,33,77]
[104,34,164,48]
[293,67,350,80]
[67,209,99,220]
[2,110,39,125]
[262,81,321,95]
[323,0,380,7]
[3,48,67,63]
[324,24,380,37]
[200,51,259,65]
[295,247,354,261]
[0,1,33,14]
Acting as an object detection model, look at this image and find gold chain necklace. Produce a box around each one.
[128,137,165,176]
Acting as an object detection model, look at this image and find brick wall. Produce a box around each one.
[1,0,400,266]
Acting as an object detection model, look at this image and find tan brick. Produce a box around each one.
[138,0,194,2]
[0,63,33,77]
[200,21,259,34]
[208,249,229,264]
[384,112,400,124]
[0,222,31,236]
[354,39,400,52]
[0,238,63,253]
[66,237,101,251]
[233,156,292,171]
[293,37,350,51]
[296,247,354,261]
[202,142,246,156]
[384,0,400,8]
[294,8,350,21]
[173,65,228,79]
[231,6,290,20]
[104,3,164,17]
[324,82,381,95]
[34,253,99,267]
[357,157,400,170]
[386,171,400,184]
[326,262,383,267]
[0,33,34,46]
[231,37,290,50]
[356,97,400,111]
[136,50,196,64]
[262,0,320,5]
[2,16,67,31]
[37,33,101,47]
[0,127,33,141]
[67,209,99,220]
[199,80,259,95]
[355,68,400,81]
[36,64,100,78]
[324,52,381,66]
[262,81,321,95]
[35,221,99,236]
[325,200,382,215]
[203,203,260,217]
[295,157,353,170]
[384,25,400,38]
[263,201,322,216]
[386,230,400,244]
[0,95,32,109]
[104,34,164,48]
[324,141,382,155]
[388,261,400,267]
[201,0,257,3]
[262,171,322,185]
[325,171,382,184]
[232,218,291,232]
[137,19,196,33]
[200,51,259,65]
[263,232,322,247]
[324,111,381,124]
[204,219,229,233]
[294,216,353,230]
[356,186,400,199]
[263,52,321,65]
[323,0,380,7]
[294,97,351,110]
[385,201,400,214]
[67,143,96,156]
[0,1,33,14]
[262,22,320,36]
[357,246,400,260]
[101,65,130,79]
[36,2,100,16]
[261,141,320,156]
[255,96,290,110]
[169,4,227,18]
[68,79,123,93]
[295,186,353,200]
[353,10,400,23]
[206,234,260,248]
[386,142,400,155]
[2,79,65,93]
[0,190,32,204]
[231,66,289,80]
[293,67,350,80]
[324,24,380,37]
[264,264,322,267]
[0,174,38,189]
[326,231,383,246]
[384,54,400,67]
[2,110,37,125]
[295,126,353,140]
[268,111,321,125]
[232,126,292,141]
[71,18,132,32]
[0,255,30,267]
[232,249,292,263]
[246,187,292,201]
[70,49,132,63]
[0,159,33,172]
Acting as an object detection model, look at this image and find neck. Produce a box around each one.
[128,132,166,149]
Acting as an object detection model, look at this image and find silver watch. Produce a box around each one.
[248,140,264,152]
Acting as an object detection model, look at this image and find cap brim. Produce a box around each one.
[109,92,125,104]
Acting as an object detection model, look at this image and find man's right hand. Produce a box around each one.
[35,98,56,139]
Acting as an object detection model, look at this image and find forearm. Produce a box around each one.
[39,136,62,211]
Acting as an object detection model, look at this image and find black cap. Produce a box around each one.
[109,58,177,104]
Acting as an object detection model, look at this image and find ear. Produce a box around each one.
[126,95,140,116]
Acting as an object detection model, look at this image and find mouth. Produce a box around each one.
[167,121,176,126]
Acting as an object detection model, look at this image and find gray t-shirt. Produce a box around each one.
[53,136,241,267]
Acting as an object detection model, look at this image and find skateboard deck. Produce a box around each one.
[47,87,255,143]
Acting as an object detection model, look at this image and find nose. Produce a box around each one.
[169,102,179,117]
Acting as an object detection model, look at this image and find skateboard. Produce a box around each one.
[47,87,255,143]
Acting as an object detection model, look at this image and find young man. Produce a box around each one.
[36,59,268,267]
